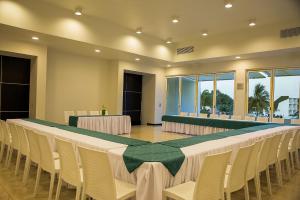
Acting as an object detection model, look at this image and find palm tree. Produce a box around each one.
[248,84,270,116]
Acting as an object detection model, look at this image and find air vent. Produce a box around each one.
[280,27,300,38]
[176,46,194,55]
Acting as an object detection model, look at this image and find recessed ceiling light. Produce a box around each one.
[202,32,208,37]
[136,27,143,34]
[235,56,241,59]
[249,19,256,27]
[166,38,173,44]
[167,64,171,67]
[74,7,82,16]
[95,49,101,53]
[171,16,179,23]
[135,58,140,61]
[32,36,39,40]
[225,1,233,8]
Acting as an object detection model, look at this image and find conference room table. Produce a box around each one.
[69,115,131,135]
[8,118,299,200]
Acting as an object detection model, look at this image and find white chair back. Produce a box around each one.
[77,111,88,116]
[193,151,232,200]
[257,137,273,172]
[219,114,229,119]
[37,133,56,173]
[15,125,29,156]
[26,129,40,164]
[268,134,283,165]
[1,120,11,145]
[290,119,300,125]
[55,138,81,186]
[179,112,188,116]
[64,111,75,124]
[231,115,242,120]
[290,132,299,152]
[246,140,264,181]
[7,122,19,149]
[272,118,284,124]
[256,117,269,122]
[78,146,117,200]
[89,111,100,115]
[226,144,254,192]
[244,116,255,121]
[278,132,293,161]
[189,112,197,117]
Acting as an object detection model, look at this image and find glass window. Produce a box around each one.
[166,77,179,115]
[216,72,235,115]
[198,74,214,114]
[274,69,300,119]
[247,71,271,117]
[181,76,196,113]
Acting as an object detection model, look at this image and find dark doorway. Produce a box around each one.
[123,73,142,125]
[0,55,31,120]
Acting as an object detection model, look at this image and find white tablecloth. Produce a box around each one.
[8,119,299,200]
[77,115,131,135]
[162,121,230,135]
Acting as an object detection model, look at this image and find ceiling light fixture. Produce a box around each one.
[32,36,39,40]
[235,56,241,59]
[166,38,173,44]
[136,27,143,34]
[135,58,140,61]
[249,19,256,27]
[95,49,101,53]
[167,64,171,67]
[74,7,82,16]
[171,16,179,23]
[225,1,233,8]
[202,31,208,37]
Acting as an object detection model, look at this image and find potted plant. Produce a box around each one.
[101,105,107,115]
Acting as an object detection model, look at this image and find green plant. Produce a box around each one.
[248,84,270,116]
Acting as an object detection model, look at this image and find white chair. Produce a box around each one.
[198,113,207,118]
[6,122,20,168]
[179,112,188,116]
[55,138,82,200]
[272,118,284,124]
[245,140,264,200]
[224,144,254,200]
[256,137,273,195]
[78,146,136,200]
[244,116,255,121]
[189,112,197,117]
[77,110,88,116]
[289,131,300,172]
[277,132,293,185]
[231,115,242,120]
[267,134,283,189]
[14,124,29,176]
[0,120,11,165]
[256,117,269,123]
[163,150,232,200]
[89,111,100,115]
[36,133,60,200]
[290,119,300,124]
[64,111,75,124]
[209,114,217,119]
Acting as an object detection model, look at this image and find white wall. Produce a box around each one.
[46,49,111,123]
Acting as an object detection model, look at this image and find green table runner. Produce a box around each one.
[24,118,148,146]
[162,115,267,129]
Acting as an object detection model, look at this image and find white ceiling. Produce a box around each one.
[42,0,300,42]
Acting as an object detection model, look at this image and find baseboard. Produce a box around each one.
[147,123,162,126]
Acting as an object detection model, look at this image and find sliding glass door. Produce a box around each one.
[166,77,179,115]
[274,69,300,119]
[247,70,271,117]
[181,76,196,113]
[216,72,235,115]
[198,74,214,114]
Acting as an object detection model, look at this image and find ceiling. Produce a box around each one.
[42,0,300,42]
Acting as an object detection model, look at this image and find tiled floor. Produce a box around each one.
[0,125,299,200]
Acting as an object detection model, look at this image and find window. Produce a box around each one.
[198,74,214,114]
[181,76,196,113]
[166,77,179,115]
[247,71,271,117]
[216,72,235,115]
[274,69,300,119]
